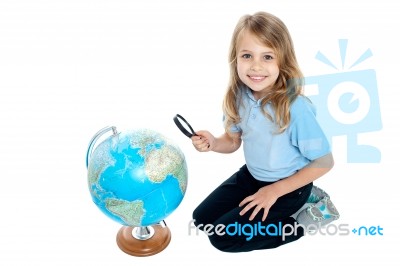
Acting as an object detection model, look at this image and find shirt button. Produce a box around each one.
[251,114,256,119]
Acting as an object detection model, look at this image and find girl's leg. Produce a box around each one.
[207,182,312,252]
[193,164,315,252]
[192,165,260,227]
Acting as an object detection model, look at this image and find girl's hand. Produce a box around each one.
[191,130,215,152]
[239,185,280,221]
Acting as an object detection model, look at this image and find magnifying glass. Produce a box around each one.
[173,114,197,138]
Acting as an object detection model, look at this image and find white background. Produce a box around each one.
[1,0,399,265]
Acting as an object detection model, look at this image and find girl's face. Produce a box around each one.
[236,30,279,100]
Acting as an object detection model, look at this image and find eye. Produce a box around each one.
[241,54,252,59]
[264,55,274,60]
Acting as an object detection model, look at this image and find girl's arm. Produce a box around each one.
[191,130,242,153]
[271,152,334,198]
[239,153,334,221]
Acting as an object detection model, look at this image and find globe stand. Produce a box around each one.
[116,221,171,257]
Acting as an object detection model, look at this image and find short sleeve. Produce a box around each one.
[289,96,331,161]
[229,123,241,133]
[222,114,241,133]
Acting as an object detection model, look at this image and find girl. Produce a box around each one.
[191,12,339,252]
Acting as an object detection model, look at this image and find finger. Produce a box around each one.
[192,139,201,146]
[201,141,209,148]
[198,142,210,151]
[191,135,202,141]
[262,208,269,222]
[249,206,263,221]
[193,139,207,150]
[195,138,206,145]
[205,142,211,149]
[239,201,256,216]
[239,196,252,207]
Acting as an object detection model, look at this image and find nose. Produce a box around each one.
[250,59,262,71]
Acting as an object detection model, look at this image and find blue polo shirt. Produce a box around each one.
[228,88,331,182]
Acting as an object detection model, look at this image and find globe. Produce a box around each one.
[87,127,188,228]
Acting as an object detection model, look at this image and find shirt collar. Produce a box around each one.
[244,87,264,106]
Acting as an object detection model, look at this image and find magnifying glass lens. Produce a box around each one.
[177,117,192,133]
[173,114,196,138]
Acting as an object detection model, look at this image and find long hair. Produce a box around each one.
[223,11,304,133]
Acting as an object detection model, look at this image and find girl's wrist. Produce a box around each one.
[267,182,287,198]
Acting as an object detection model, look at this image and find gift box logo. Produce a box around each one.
[304,39,382,163]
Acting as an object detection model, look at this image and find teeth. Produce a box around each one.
[249,76,265,80]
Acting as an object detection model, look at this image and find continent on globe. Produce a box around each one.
[105,198,144,226]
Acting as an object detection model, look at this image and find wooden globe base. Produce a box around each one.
[116,225,171,257]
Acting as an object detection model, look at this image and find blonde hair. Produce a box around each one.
[223,11,304,133]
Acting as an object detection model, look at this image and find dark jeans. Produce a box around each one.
[192,165,312,252]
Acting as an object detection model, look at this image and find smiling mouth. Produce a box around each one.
[248,75,267,82]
